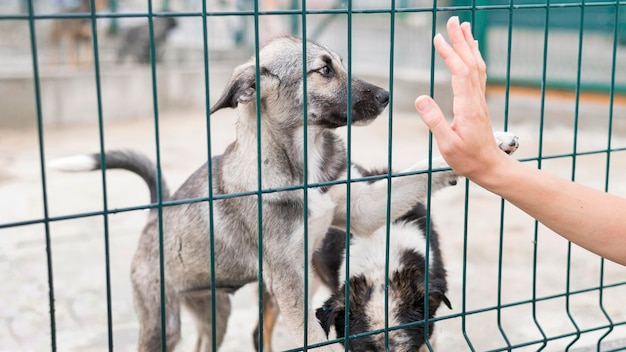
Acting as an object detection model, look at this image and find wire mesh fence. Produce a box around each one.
[1,0,626,351]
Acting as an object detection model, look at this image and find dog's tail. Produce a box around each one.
[49,150,170,206]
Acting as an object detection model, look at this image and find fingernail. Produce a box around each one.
[450,16,459,25]
[416,97,431,110]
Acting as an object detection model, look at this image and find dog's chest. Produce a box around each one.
[340,222,432,282]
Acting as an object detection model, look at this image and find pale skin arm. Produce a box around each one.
[414,16,626,266]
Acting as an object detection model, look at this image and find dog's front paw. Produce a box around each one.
[494,131,519,155]
[430,157,458,190]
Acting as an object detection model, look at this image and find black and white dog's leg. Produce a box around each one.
[330,131,519,236]
[328,156,457,236]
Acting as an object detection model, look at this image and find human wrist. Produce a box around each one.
[466,152,517,193]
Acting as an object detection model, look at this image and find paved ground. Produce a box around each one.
[2,88,626,351]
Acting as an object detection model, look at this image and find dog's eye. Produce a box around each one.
[317,65,333,77]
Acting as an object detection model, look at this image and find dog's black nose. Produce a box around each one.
[376,90,390,106]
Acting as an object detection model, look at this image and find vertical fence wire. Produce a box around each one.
[342,1,354,349]
[88,0,114,348]
[520,2,549,349]
[424,2,439,349]
[252,1,265,351]
[199,0,220,350]
[496,0,515,348]
[461,176,482,350]
[496,0,513,330]
[461,181,474,351]
[383,1,397,350]
[25,0,57,350]
[461,7,476,350]
[142,3,168,350]
[458,10,472,352]
[596,1,623,349]
[495,197,511,349]
[564,1,587,350]
[300,1,310,349]
[536,1,551,349]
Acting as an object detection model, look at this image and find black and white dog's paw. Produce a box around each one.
[428,131,519,192]
[430,156,459,190]
[494,131,519,155]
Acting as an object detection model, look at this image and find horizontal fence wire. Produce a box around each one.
[3,1,624,19]
[3,147,626,230]
[1,0,625,351]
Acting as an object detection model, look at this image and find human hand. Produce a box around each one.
[415,16,507,182]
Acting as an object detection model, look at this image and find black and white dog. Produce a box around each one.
[314,199,450,351]
[312,168,451,352]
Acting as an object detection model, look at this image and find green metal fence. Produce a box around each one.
[1,0,626,351]
[458,0,626,94]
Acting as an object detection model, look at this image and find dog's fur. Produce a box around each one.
[50,36,463,351]
[254,133,519,352]
[48,0,107,66]
[117,16,178,64]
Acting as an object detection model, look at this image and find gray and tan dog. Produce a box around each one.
[51,36,461,351]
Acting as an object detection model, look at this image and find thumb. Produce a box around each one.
[414,95,453,141]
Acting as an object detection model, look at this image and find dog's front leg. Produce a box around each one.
[267,274,339,351]
[329,158,457,236]
[263,231,341,351]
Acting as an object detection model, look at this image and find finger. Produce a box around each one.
[460,23,485,66]
[472,39,487,94]
[460,24,487,93]
[414,95,457,144]
[447,17,478,68]
[434,33,479,100]
[433,33,468,77]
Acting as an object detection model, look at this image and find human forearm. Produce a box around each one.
[475,155,626,266]
[415,16,626,266]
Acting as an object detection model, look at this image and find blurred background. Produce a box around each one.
[1,1,626,351]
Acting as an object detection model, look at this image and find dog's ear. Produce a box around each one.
[316,302,343,337]
[210,64,257,114]
[210,64,275,114]
[428,287,452,310]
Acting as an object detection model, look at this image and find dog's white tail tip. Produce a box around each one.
[48,155,97,172]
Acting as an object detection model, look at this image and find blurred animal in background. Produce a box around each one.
[117,16,178,64]
[48,0,108,66]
